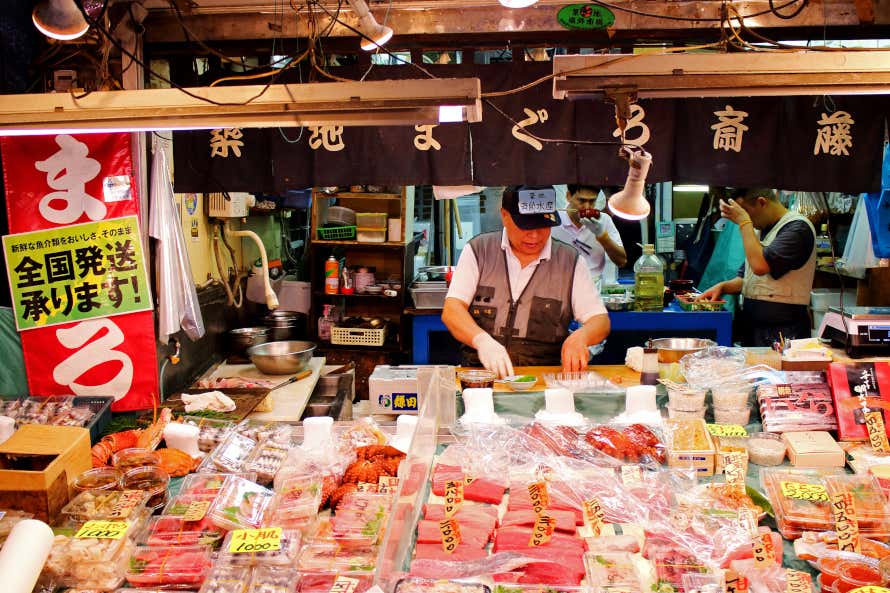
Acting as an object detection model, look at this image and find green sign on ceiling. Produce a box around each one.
[557,4,615,30]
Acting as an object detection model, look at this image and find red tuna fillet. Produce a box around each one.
[432,465,506,504]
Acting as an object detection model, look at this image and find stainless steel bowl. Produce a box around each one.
[247,340,317,374]
[604,295,634,312]
[229,327,269,356]
[646,337,716,364]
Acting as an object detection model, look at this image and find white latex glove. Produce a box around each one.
[471,332,514,379]
[581,211,610,239]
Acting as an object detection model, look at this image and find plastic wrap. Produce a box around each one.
[679,347,748,390]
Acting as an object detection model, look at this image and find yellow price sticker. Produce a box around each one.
[785,570,812,593]
[582,498,605,536]
[439,518,462,554]
[780,481,829,502]
[831,491,861,554]
[528,481,550,516]
[707,424,748,438]
[864,411,890,453]
[74,520,130,540]
[620,465,642,485]
[228,527,282,554]
[849,588,890,593]
[528,514,555,547]
[444,480,464,519]
[182,500,210,522]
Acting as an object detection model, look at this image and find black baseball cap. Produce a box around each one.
[501,187,560,230]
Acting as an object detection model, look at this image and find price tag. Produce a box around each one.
[738,509,759,537]
[849,588,890,593]
[464,474,476,486]
[722,451,748,490]
[355,482,379,492]
[182,500,210,522]
[785,570,812,593]
[752,532,776,567]
[528,481,550,516]
[707,424,748,438]
[776,385,793,397]
[582,498,605,536]
[517,188,556,214]
[329,576,361,593]
[109,490,144,519]
[444,480,464,518]
[378,476,399,494]
[439,518,462,554]
[620,465,642,485]
[726,569,749,593]
[831,491,861,554]
[780,481,829,502]
[228,527,282,553]
[74,520,130,540]
[528,514,555,547]
[864,411,890,453]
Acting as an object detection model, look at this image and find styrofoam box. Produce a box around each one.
[369,365,420,415]
[809,288,857,311]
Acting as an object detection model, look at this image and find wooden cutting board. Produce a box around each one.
[162,387,271,422]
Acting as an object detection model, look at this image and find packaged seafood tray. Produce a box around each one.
[60,489,149,523]
[760,467,840,539]
[490,586,583,593]
[329,491,393,548]
[179,472,257,496]
[0,395,113,443]
[218,528,302,566]
[823,473,890,535]
[198,562,253,593]
[297,572,375,593]
[248,566,302,593]
[244,440,290,485]
[235,418,293,446]
[141,514,227,548]
[395,578,492,593]
[162,492,219,516]
[266,472,323,527]
[125,544,213,589]
[583,552,643,591]
[297,541,378,573]
[44,530,135,590]
[208,475,275,531]
[663,418,716,476]
[180,415,235,453]
[199,431,258,473]
[0,509,33,543]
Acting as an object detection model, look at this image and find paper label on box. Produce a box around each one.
[707,424,748,438]
[785,570,812,593]
[726,569,749,593]
[75,520,130,540]
[109,489,144,519]
[582,497,605,536]
[182,500,210,522]
[444,480,464,518]
[780,481,829,502]
[865,411,890,453]
[620,465,642,485]
[831,491,861,553]
[229,527,282,553]
[528,514,555,546]
[329,576,361,593]
[528,481,550,516]
[439,518,461,553]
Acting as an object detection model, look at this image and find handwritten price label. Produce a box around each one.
[528,481,550,516]
[182,500,210,522]
[864,411,890,453]
[355,482,379,492]
[831,491,861,554]
[722,451,748,490]
[74,520,130,540]
[378,476,400,493]
[439,518,462,554]
[582,498,605,536]
[776,384,793,397]
[707,424,748,438]
[785,570,812,593]
[109,490,144,519]
[620,465,642,485]
[444,480,464,518]
[780,481,829,502]
[528,514,555,547]
[228,527,282,553]
[849,588,890,593]
[726,569,749,593]
[753,532,776,567]
[329,576,361,593]
[738,509,759,537]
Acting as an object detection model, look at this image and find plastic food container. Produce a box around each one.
[298,541,379,572]
[44,532,135,590]
[142,514,226,548]
[506,375,538,391]
[713,405,752,425]
[122,466,170,511]
[61,489,149,522]
[747,432,786,466]
[667,388,707,411]
[218,528,302,566]
[458,369,496,390]
[199,563,253,593]
[72,467,122,493]
[235,419,292,446]
[162,492,218,517]
[667,405,707,419]
[180,415,234,453]
[200,431,258,473]
[250,566,302,593]
[835,560,883,593]
[712,382,751,408]
[268,473,323,527]
[112,447,161,472]
[824,474,890,535]
[208,475,275,531]
[819,557,842,589]
[244,440,290,485]
[125,544,213,589]
[179,472,257,495]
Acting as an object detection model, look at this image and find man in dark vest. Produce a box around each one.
[442,187,611,378]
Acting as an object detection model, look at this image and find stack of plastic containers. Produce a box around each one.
[711,381,753,425]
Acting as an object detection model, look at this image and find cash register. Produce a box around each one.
[818,306,890,357]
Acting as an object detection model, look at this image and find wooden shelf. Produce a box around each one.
[313,291,403,301]
[312,240,408,248]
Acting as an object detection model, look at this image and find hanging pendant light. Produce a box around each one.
[32,0,90,41]
[608,147,653,221]
[346,0,394,51]
[499,0,539,7]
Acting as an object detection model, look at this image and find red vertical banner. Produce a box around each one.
[1,133,159,411]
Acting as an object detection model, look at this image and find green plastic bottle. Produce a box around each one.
[633,244,664,312]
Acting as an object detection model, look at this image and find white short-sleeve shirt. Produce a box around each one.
[550,211,623,285]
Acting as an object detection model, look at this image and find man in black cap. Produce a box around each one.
[442,187,610,377]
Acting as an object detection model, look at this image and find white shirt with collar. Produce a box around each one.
[550,211,622,285]
[446,229,607,323]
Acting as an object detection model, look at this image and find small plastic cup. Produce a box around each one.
[668,388,707,412]
[667,405,706,419]
[458,369,496,390]
[836,560,883,593]
[712,382,751,408]
[72,467,122,494]
[123,466,170,511]
[112,448,161,473]
[713,405,751,425]
[818,557,842,590]
[746,432,786,466]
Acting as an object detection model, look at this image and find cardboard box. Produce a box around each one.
[369,365,421,415]
[665,419,716,476]
[0,424,91,522]
[781,430,845,467]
